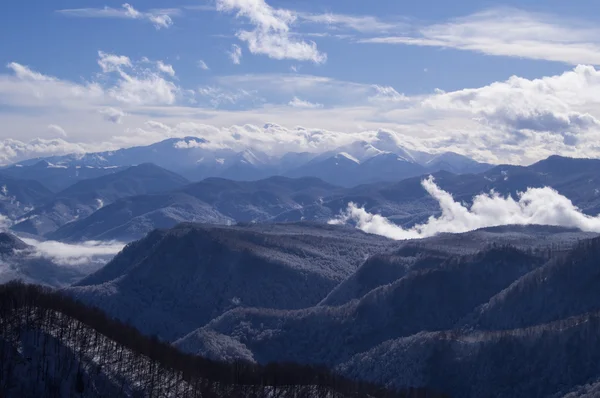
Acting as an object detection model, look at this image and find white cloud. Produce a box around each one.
[57,3,174,29]
[98,51,132,73]
[361,8,600,65]
[173,139,209,149]
[298,12,401,33]
[98,51,179,105]
[198,60,210,70]
[21,238,125,267]
[369,85,408,104]
[288,96,323,109]
[0,138,96,165]
[422,65,600,149]
[228,44,243,64]
[47,124,67,138]
[4,54,600,166]
[7,62,56,81]
[156,61,176,77]
[216,0,326,63]
[331,176,600,240]
[198,86,256,107]
[99,107,126,124]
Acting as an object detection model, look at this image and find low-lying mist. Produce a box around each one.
[330,176,600,240]
[20,238,125,267]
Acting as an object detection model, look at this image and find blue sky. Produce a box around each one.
[2,0,600,165]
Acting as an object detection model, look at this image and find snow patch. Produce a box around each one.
[336,152,360,164]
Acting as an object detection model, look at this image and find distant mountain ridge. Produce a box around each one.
[34,154,600,243]
[9,135,493,186]
[11,163,190,236]
[0,160,126,191]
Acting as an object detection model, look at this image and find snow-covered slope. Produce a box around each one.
[48,176,343,242]
[66,223,396,341]
[11,136,491,186]
[10,163,190,236]
[1,283,416,398]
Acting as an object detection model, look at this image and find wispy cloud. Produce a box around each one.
[215,0,326,63]
[360,8,600,65]
[197,60,210,70]
[331,176,600,240]
[47,124,67,138]
[298,12,402,33]
[57,3,175,29]
[21,238,125,267]
[99,107,126,124]
[288,96,323,109]
[228,44,243,64]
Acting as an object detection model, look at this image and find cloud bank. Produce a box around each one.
[21,238,125,267]
[4,49,600,166]
[331,176,600,240]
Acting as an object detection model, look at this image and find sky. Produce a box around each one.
[3,0,600,165]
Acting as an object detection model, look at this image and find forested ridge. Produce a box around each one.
[0,282,448,397]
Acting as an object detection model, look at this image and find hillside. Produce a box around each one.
[0,282,438,398]
[0,173,53,220]
[163,227,600,398]
[66,223,396,341]
[339,312,600,398]
[0,161,125,191]
[49,176,343,242]
[182,245,547,367]
[467,236,600,331]
[11,164,190,236]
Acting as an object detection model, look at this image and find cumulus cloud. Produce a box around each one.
[98,51,179,105]
[156,61,176,77]
[21,238,125,267]
[361,8,600,65]
[331,176,600,240]
[216,0,326,63]
[288,96,323,109]
[423,65,600,148]
[57,3,174,29]
[0,138,91,165]
[98,51,132,73]
[4,52,600,166]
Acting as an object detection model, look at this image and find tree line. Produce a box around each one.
[0,281,449,397]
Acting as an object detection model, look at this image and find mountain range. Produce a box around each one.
[6,135,493,187]
[50,221,600,398]
[11,163,189,236]
[4,135,600,397]
[66,223,396,341]
[15,154,598,243]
